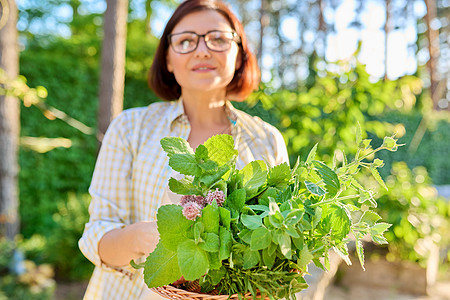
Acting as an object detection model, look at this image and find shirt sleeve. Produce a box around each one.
[271,127,290,165]
[260,121,289,167]
[78,112,135,273]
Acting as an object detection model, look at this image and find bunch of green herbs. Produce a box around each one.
[133,126,401,299]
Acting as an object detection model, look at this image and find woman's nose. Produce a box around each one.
[194,37,211,57]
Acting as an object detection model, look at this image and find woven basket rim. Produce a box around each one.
[150,285,270,299]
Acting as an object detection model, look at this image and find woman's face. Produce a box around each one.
[166,10,241,96]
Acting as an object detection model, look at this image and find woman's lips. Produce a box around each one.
[192,64,216,72]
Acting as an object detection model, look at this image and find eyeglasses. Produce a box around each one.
[168,30,241,54]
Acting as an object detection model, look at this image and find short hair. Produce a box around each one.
[148,0,260,101]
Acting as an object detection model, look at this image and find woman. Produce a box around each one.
[79,0,288,299]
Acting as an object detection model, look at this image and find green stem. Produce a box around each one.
[309,191,357,208]
[310,198,336,208]
[342,146,384,171]
[311,245,324,254]
[355,149,361,161]
[335,194,360,201]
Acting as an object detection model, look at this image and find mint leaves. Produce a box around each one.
[177,240,209,280]
[143,242,181,288]
[203,134,238,165]
[157,205,193,251]
[134,131,400,299]
[240,160,268,199]
[161,135,236,196]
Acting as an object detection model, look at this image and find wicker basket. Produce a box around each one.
[150,285,270,300]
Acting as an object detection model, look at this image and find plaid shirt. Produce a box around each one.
[79,99,289,299]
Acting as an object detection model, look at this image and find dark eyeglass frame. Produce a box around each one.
[168,30,241,54]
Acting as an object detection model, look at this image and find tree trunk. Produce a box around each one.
[144,0,152,35]
[316,0,327,57]
[69,0,81,35]
[258,0,268,67]
[424,0,440,110]
[0,0,19,240]
[384,0,391,81]
[98,0,128,141]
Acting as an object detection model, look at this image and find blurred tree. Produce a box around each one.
[144,0,152,34]
[384,0,391,81]
[68,0,81,35]
[229,0,339,88]
[97,0,128,140]
[229,0,448,96]
[424,0,441,110]
[257,0,267,66]
[0,0,19,240]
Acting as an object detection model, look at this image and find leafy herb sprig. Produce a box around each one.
[133,125,401,299]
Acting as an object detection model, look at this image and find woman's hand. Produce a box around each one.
[125,221,160,257]
[98,221,159,267]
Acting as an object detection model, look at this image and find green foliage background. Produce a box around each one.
[18,19,162,280]
[15,16,449,284]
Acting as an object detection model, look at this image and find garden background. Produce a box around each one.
[0,0,449,299]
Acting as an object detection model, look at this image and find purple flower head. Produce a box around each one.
[180,195,206,208]
[206,188,225,207]
[182,201,202,221]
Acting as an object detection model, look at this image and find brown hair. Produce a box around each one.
[148,0,260,101]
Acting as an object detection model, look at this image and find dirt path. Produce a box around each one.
[324,281,450,300]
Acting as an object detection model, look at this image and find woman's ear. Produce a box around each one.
[167,55,174,73]
[235,50,242,70]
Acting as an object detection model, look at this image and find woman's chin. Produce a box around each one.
[182,81,230,95]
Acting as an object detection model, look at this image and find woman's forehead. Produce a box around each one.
[171,10,233,34]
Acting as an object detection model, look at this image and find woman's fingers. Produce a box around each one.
[127,221,159,256]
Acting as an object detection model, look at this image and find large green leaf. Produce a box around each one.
[241,214,262,230]
[203,134,238,165]
[370,166,388,191]
[218,207,231,229]
[195,144,209,162]
[319,204,351,240]
[370,222,391,235]
[262,247,275,268]
[207,252,221,270]
[198,159,219,173]
[305,181,326,196]
[239,160,268,198]
[160,137,194,157]
[276,231,292,259]
[297,246,314,269]
[258,187,279,206]
[177,239,209,281]
[200,202,220,235]
[359,211,381,227]
[169,153,201,176]
[219,226,232,260]
[157,205,193,251]
[199,164,230,187]
[306,143,318,165]
[225,188,246,212]
[143,241,181,288]
[267,163,291,187]
[199,232,220,252]
[243,249,260,269]
[168,177,201,195]
[250,227,272,251]
[313,161,340,197]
